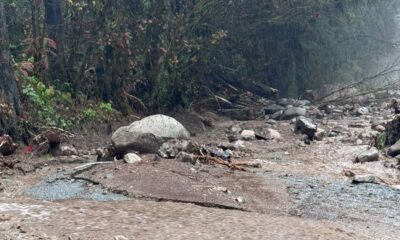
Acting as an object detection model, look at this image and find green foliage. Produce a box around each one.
[376,133,387,150]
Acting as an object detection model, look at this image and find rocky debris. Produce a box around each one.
[354,147,379,163]
[241,130,256,140]
[123,153,142,164]
[158,140,198,158]
[50,143,78,156]
[352,175,376,184]
[0,135,17,156]
[112,114,190,154]
[175,152,196,165]
[314,128,326,141]
[265,104,285,115]
[387,139,400,157]
[295,116,317,140]
[206,146,232,160]
[281,107,306,120]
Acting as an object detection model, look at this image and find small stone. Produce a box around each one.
[373,125,386,132]
[114,236,129,240]
[352,175,376,184]
[355,107,369,116]
[215,186,228,193]
[295,116,317,139]
[124,153,142,164]
[354,147,379,163]
[314,128,325,141]
[175,152,196,165]
[267,128,282,140]
[241,130,256,140]
[235,196,246,203]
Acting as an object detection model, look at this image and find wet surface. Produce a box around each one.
[25,172,128,201]
[0,115,399,239]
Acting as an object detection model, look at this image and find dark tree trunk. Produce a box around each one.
[44,0,64,84]
[0,2,21,136]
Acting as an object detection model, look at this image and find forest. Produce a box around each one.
[1,1,400,239]
[0,0,398,133]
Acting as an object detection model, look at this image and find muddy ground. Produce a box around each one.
[0,113,399,239]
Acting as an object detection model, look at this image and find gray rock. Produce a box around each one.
[352,175,376,184]
[265,104,285,115]
[354,147,379,163]
[271,110,284,120]
[281,107,307,120]
[124,153,142,164]
[175,152,196,165]
[295,116,317,139]
[388,139,400,157]
[112,115,190,154]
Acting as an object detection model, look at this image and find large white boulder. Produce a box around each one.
[112,114,190,154]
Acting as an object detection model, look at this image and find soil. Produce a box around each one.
[0,112,399,239]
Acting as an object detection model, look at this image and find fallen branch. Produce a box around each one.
[126,93,148,114]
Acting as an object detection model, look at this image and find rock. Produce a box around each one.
[124,153,142,164]
[50,143,78,157]
[0,135,17,156]
[278,98,295,106]
[241,130,256,140]
[281,107,306,120]
[231,140,246,150]
[354,147,379,163]
[314,128,326,141]
[114,236,129,240]
[266,128,282,140]
[373,125,386,132]
[355,107,369,116]
[235,196,246,203]
[158,139,197,158]
[112,115,190,154]
[294,100,310,107]
[175,152,196,164]
[352,175,376,184]
[387,139,400,157]
[206,146,230,160]
[230,125,242,133]
[295,116,317,139]
[271,110,284,120]
[265,104,285,115]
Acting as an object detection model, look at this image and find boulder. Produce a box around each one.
[124,153,142,164]
[281,107,306,120]
[354,147,379,163]
[388,139,400,157]
[112,115,190,154]
[295,116,317,139]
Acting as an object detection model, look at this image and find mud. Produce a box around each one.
[0,114,399,239]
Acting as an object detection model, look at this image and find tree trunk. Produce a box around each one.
[44,0,64,84]
[0,2,21,136]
